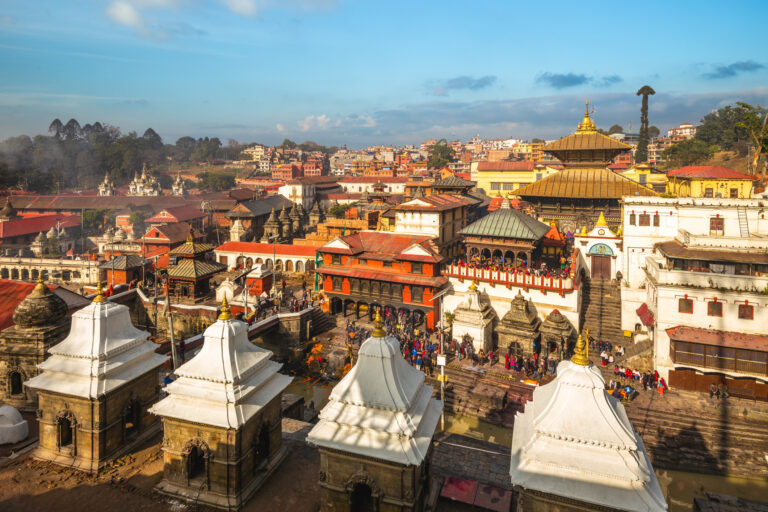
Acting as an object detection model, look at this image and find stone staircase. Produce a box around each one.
[581,278,623,346]
[308,307,336,338]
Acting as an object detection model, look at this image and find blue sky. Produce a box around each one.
[1,0,767,147]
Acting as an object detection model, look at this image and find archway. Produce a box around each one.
[504,251,514,265]
[275,260,283,271]
[295,260,304,273]
[246,257,253,268]
[265,259,273,269]
[11,268,19,280]
[255,257,263,264]
[307,260,314,271]
[481,248,491,261]
[254,423,270,471]
[31,269,39,280]
[350,483,374,512]
[41,270,48,281]
[492,249,503,263]
[58,415,74,448]
[236,256,245,269]
[517,252,527,266]
[187,446,206,480]
[285,260,294,272]
[9,371,23,396]
[123,398,141,439]
[21,269,29,280]
[0,268,8,279]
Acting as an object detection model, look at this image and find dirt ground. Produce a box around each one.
[0,430,321,512]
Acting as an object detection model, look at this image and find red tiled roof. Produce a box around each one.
[0,213,80,239]
[318,265,448,288]
[456,173,472,180]
[140,222,199,244]
[339,177,409,183]
[607,163,629,170]
[145,205,205,223]
[215,241,317,257]
[395,194,473,211]
[667,166,756,180]
[666,326,768,352]
[477,161,534,172]
[542,222,566,247]
[0,280,87,330]
[319,231,442,262]
[636,303,654,327]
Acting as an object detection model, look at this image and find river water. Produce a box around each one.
[284,377,768,511]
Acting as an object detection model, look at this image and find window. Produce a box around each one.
[629,213,636,225]
[502,182,515,191]
[383,261,392,268]
[411,286,424,303]
[411,262,423,274]
[707,301,722,317]
[358,258,367,265]
[709,217,724,236]
[639,174,647,185]
[332,254,342,265]
[730,188,739,198]
[704,188,714,198]
[332,277,342,291]
[638,214,651,226]
[490,182,501,191]
[653,214,660,227]
[738,304,754,320]
[678,298,693,314]
[535,173,543,181]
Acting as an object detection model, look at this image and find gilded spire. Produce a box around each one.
[371,307,386,338]
[186,226,195,243]
[93,280,106,303]
[576,100,597,133]
[469,280,478,291]
[570,333,590,366]
[218,296,232,321]
[30,273,48,296]
[595,211,607,227]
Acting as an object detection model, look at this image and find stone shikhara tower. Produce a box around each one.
[149,298,292,510]
[307,309,443,511]
[0,277,70,410]
[25,282,168,472]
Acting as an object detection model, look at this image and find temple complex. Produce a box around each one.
[513,102,657,233]
[98,172,115,196]
[0,277,70,409]
[509,336,667,512]
[307,310,442,511]
[149,298,292,510]
[25,283,168,472]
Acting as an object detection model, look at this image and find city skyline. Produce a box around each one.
[1,0,767,147]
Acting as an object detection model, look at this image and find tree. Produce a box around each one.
[648,125,660,139]
[733,102,768,178]
[142,128,163,149]
[174,136,197,161]
[197,172,235,191]
[48,119,63,139]
[328,202,352,218]
[608,124,624,135]
[661,139,717,168]
[62,118,82,140]
[636,85,656,163]
[280,138,297,149]
[428,139,455,169]
[531,138,545,143]
[82,209,114,233]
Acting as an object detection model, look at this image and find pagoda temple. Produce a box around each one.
[307,309,443,511]
[513,102,657,233]
[166,229,226,300]
[25,283,168,472]
[509,335,667,511]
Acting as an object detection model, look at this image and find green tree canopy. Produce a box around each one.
[608,124,624,135]
[428,139,455,169]
[661,139,717,168]
[647,125,660,139]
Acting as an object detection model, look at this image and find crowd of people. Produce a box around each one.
[453,257,572,279]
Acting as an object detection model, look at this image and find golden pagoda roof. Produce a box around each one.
[513,167,658,199]
[544,102,630,154]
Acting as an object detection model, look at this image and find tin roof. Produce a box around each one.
[432,175,475,188]
[166,259,226,279]
[667,166,757,180]
[666,326,768,352]
[100,254,147,270]
[461,206,550,241]
[655,240,768,265]
[513,168,658,199]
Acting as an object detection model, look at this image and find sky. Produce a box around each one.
[1,0,767,148]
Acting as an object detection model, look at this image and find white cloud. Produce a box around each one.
[221,0,259,17]
[106,1,144,29]
[276,123,285,133]
[297,114,340,131]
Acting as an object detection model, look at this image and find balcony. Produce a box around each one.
[444,264,577,296]
[645,256,768,293]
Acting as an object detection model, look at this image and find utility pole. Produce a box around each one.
[163,279,178,370]
[431,285,453,432]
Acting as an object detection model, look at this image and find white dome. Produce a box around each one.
[0,405,28,444]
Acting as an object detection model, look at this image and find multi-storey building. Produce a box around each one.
[317,231,446,330]
[666,165,756,198]
[667,122,697,139]
[472,161,559,198]
[271,163,302,181]
[392,194,475,259]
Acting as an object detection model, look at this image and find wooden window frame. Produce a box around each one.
[738,304,754,320]
[678,298,693,314]
[707,301,722,317]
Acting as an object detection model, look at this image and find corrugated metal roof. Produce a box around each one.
[544,132,630,152]
[461,208,550,240]
[433,175,475,188]
[667,166,756,180]
[100,254,147,270]
[167,259,226,279]
[513,168,658,199]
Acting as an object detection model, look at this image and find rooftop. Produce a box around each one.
[513,167,657,199]
[215,241,317,257]
[461,203,550,241]
[667,166,757,180]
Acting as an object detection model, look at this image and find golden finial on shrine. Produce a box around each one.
[372,307,386,338]
[93,280,106,303]
[571,333,590,366]
[219,296,232,321]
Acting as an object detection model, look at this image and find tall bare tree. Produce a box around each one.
[635,85,656,163]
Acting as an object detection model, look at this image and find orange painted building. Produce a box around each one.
[316,231,447,330]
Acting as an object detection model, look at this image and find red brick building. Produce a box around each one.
[317,232,447,330]
[272,164,302,181]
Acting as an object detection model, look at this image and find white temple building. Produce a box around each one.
[25,284,168,471]
[307,310,442,510]
[98,172,115,196]
[149,298,292,509]
[128,163,161,196]
[451,280,495,354]
[509,336,667,512]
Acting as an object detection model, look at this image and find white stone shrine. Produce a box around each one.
[509,335,667,512]
[451,280,495,354]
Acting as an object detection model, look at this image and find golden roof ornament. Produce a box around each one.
[218,296,232,321]
[93,280,106,303]
[186,226,195,243]
[576,100,597,133]
[32,274,46,294]
[371,307,386,338]
[595,211,608,227]
[469,280,478,291]
[570,333,590,366]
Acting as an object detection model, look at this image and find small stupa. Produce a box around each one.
[451,280,495,353]
[307,308,443,511]
[509,334,667,511]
